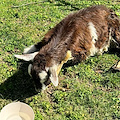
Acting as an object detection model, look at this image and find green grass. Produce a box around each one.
[0,0,120,119]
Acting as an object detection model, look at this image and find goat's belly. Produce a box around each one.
[69,42,110,64]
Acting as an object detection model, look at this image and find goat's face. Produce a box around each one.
[28,63,50,91]
[29,54,59,91]
[15,53,59,92]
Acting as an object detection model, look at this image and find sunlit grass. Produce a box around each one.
[0,0,120,119]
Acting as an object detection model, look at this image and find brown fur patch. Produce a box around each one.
[28,5,120,90]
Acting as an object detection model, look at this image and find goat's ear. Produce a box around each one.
[28,64,32,77]
[14,52,38,61]
[49,66,58,86]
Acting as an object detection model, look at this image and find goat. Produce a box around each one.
[15,5,120,91]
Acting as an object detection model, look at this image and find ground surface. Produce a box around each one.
[0,0,120,119]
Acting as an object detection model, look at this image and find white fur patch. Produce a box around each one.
[39,71,47,80]
[49,64,58,86]
[88,22,98,56]
[42,83,47,90]
[45,67,49,72]
[90,44,98,56]
[98,44,109,55]
[39,71,47,90]
[88,22,98,43]
[23,45,37,54]
[109,28,112,41]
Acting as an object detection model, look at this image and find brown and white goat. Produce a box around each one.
[15,5,120,91]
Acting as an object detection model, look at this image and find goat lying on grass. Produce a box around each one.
[15,5,120,91]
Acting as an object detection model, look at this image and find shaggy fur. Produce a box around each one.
[15,5,120,91]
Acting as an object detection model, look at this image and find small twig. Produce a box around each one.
[11,1,47,8]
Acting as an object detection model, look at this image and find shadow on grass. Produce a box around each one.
[0,49,119,101]
[48,0,84,11]
[0,61,37,101]
[108,47,120,57]
[54,0,80,10]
